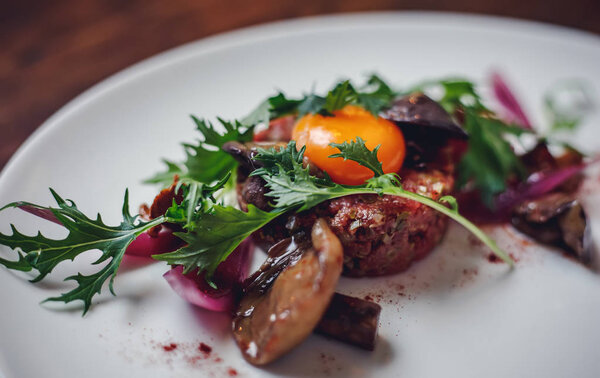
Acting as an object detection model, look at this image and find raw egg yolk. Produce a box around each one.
[292,105,405,186]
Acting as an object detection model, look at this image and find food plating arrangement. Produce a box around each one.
[0,73,596,366]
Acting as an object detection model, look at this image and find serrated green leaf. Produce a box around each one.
[0,189,166,315]
[250,141,513,266]
[153,205,280,278]
[243,76,398,120]
[323,80,357,114]
[251,141,305,177]
[240,99,271,128]
[329,137,384,177]
[145,117,252,186]
[297,94,326,117]
[0,251,31,271]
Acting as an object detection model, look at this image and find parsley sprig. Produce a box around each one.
[329,137,384,177]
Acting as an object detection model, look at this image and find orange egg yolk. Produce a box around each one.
[292,105,406,186]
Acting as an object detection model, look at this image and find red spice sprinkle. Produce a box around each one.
[162,343,178,352]
[363,295,373,301]
[228,368,238,376]
[488,253,519,264]
[199,342,212,355]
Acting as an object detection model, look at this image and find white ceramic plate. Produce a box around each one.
[1,12,600,378]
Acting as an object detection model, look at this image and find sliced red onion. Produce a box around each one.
[18,204,61,225]
[125,229,185,258]
[491,72,533,129]
[163,238,255,312]
[495,156,600,212]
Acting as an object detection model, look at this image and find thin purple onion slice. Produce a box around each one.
[491,72,533,129]
[495,156,600,213]
[163,238,255,312]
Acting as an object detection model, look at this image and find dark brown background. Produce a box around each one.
[1,0,599,170]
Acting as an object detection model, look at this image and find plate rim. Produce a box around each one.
[2,11,600,186]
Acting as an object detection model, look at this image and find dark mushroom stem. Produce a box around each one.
[315,292,381,351]
[232,222,383,365]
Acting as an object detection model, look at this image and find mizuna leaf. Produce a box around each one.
[0,189,166,315]
[145,117,252,186]
[329,137,384,177]
[251,141,514,265]
[153,205,281,284]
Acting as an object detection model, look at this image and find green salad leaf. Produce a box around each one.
[245,74,397,122]
[329,137,384,177]
[0,189,167,314]
[415,79,530,206]
[153,205,281,284]
[145,117,252,186]
[457,109,527,206]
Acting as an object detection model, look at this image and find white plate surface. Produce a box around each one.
[1,12,600,378]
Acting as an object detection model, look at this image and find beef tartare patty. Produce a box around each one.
[237,164,454,276]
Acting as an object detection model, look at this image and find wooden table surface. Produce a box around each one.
[1,0,599,170]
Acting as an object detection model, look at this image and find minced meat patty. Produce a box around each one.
[238,167,454,276]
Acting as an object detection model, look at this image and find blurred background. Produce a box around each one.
[1,0,599,170]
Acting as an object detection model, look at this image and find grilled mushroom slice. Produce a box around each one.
[381,93,468,140]
[511,192,592,263]
[232,219,343,365]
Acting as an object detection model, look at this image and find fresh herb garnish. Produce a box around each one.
[0,189,168,314]
[154,205,281,283]
[246,74,397,122]
[0,75,517,315]
[145,117,253,186]
[329,137,384,177]
[322,80,357,114]
[251,139,512,265]
[457,109,528,206]
[415,79,530,206]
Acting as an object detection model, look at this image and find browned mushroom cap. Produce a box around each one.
[222,141,288,168]
[222,141,325,177]
[511,192,592,263]
[232,219,343,365]
[381,93,468,140]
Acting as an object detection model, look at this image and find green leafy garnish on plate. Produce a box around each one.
[145,117,253,186]
[248,74,397,122]
[0,75,518,315]
[251,139,513,265]
[415,79,531,206]
[0,189,168,314]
